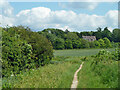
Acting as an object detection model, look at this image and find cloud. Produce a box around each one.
[105,10,118,27]
[0,0,118,32]
[15,7,117,32]
[0,15,15,26]
[0,0,13,16]
[0,0,14,26]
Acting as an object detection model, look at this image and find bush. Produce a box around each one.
[80,39,90,48]
[2,30,33,77]
[2,26,53,77]
[98,39,105,48]
[53,38,65,50]
[91,49,118,88]
[65,40,73,49]
[103,37,112,48]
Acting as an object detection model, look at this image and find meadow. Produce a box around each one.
[2,48,118,88]
[54,48,115,57]
[2,57,82,88]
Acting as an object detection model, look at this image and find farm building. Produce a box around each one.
[82,36,96,41]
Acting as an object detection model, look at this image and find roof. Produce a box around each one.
[82,36,96,41]
[82,36,96,39]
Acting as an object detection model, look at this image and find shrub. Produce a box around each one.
[65,40,73,49]
[91,49,118,88]
[2,26,53,77]
[103,37,112,48]
[2,30,33,77]
[98,39,105,48]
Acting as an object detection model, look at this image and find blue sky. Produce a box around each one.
[0,1,118,32]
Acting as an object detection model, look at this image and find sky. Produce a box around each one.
[0,0,119,32]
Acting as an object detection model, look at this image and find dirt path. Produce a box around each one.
[71,62,84,90]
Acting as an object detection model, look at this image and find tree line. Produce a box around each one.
[38,27,120,50]
[1,25,120,77]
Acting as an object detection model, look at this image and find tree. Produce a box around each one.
[66,32,79,40]
[94,40,100,48]
[112,29,120,42]
[80,39,90,48]
[103,37,112,48]
[89,41,96,48]
[65,29,69,34]
[93,27,102,40]
[98,39,105,48]
[53,38,65,49]
[102,27,112,41]
[72,39,81,49]
[64,40,73,49]
[6,26,53,66]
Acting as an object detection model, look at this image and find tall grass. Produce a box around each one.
[77,49,118,88]
[3,61,81,88]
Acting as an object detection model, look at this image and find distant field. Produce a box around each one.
[54,48,115,57]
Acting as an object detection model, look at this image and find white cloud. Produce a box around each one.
[0,15,15,27]
[0,0,118,32]
[105,10,118,27]
[0,0,13,16]
[0,0,15,27]
[15,7,118,32]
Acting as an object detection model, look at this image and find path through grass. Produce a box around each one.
[3,61,81,88]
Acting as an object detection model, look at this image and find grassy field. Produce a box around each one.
[77,57,118,88]
[54,48,115,57]
[2,57,82,88]
[3,48,118,88]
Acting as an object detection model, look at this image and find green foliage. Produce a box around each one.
[39,27,118,50]
[103,37,112,48]
[65,32,79,40]
[64,40,73,49]
[72,39,81,49]
[94,40,100,48]
[112,29,120,42]
[91,49,118,87]
[2,26,53,77]
[102,27,112,41]
[2,30,33,77]
[80,39,90,48]
[2,61,80,88]
[53,38,65,50]
[98,39,105,48]
[89,41,96,48]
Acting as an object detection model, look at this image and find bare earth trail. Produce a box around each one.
[71,62,84,90]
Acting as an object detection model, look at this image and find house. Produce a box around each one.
[82,36,96,41]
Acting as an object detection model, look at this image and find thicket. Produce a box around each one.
[90,49,119,88]
[38,27,119,50]
[2,26,53,77]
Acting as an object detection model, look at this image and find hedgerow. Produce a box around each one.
[91,49,118,88]
[2,26,53,77]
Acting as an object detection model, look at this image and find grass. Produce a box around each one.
[2,48,118,88]
[77,56,118,88]
[2,58,82,88]
[54,48,115,57]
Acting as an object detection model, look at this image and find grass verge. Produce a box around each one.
[3,61,81,88]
